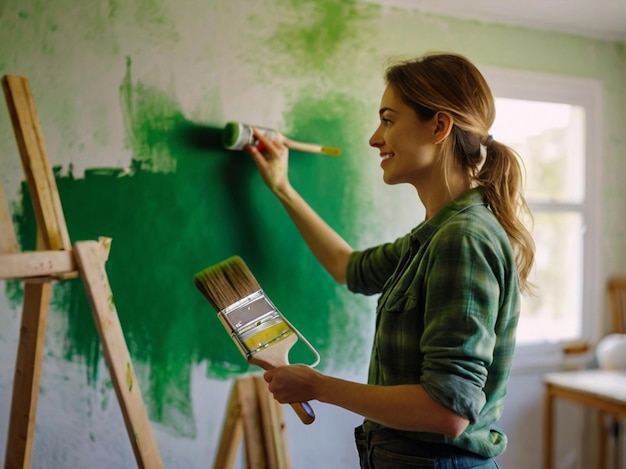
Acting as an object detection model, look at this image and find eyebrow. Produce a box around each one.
[378,107,397,116]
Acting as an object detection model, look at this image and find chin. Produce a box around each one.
[382,174,400,185]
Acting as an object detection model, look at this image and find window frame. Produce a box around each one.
[480,65,604,371]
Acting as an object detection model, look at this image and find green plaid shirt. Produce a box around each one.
[346,187,520,458]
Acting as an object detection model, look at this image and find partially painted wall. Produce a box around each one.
[0,1,624,468]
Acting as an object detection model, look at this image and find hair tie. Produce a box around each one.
[484,134,494,147]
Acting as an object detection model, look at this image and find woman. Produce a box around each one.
[245,52,535,468]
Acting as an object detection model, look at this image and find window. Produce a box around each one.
[481,67,603,368]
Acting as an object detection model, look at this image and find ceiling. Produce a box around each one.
[367,0,626,42]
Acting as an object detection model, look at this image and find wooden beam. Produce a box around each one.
[238,376,267,469]
[0,250,76,280]
[2,75,71,251]
[213,382,244,469]
[73,240,163,468]
[4,281,51,469]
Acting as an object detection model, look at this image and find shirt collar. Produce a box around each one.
[410,187,488,245]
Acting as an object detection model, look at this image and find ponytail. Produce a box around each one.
[477,140,535,293]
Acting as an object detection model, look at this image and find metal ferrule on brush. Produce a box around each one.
[217,290,291,358]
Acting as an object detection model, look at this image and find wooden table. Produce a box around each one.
[543,369,626,469]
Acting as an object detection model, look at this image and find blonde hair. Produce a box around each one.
[385,52,535,292]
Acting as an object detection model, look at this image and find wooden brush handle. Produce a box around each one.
[290,401,315,425]
[250,334,316,424]
[283,137,341,156]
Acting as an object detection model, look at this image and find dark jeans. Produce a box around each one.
[355,425,501,469]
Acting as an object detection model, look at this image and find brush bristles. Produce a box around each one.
[194,256,261,311]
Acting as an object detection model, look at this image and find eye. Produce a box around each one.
[381,117,392,125]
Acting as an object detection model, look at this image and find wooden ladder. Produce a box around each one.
[214,375,292,469]
[0,75,163,468]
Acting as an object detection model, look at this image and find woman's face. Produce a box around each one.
[369,84,439,187]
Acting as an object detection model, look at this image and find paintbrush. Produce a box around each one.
[222,121,342,157]
[194,256,317,424]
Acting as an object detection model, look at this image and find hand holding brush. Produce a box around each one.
[194,256,319,424]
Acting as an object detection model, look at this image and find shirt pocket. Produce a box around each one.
[380,291,418,314]
[377,293,424,383]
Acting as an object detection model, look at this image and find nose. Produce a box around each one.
[369,124,383,148]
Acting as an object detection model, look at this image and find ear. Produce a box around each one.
[433,112,453,144]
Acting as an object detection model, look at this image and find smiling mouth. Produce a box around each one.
[380,153,395,162]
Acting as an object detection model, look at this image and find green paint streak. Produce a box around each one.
[248,0,375,80]
[120,56,178,173]
[47,18,57,32]
[108,0,119,19]
[131,0,179,44]
[274,1,352,65]
[100,379,113,411]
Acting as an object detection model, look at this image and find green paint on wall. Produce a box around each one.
[107,0,119,19]
[119,56,178,173]
[244,0,377,83]
[268,0,370,70]
[7,54,375,436]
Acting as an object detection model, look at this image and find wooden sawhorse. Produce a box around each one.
[214,375,292,469]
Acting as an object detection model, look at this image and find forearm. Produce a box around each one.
[318,376,469,438]
[277,184,353,284]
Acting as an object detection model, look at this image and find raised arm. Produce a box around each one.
[245,129,353,284]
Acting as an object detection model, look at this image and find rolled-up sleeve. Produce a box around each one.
[419,228,503,423]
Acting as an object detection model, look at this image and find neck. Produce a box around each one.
[416,172,470,221]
